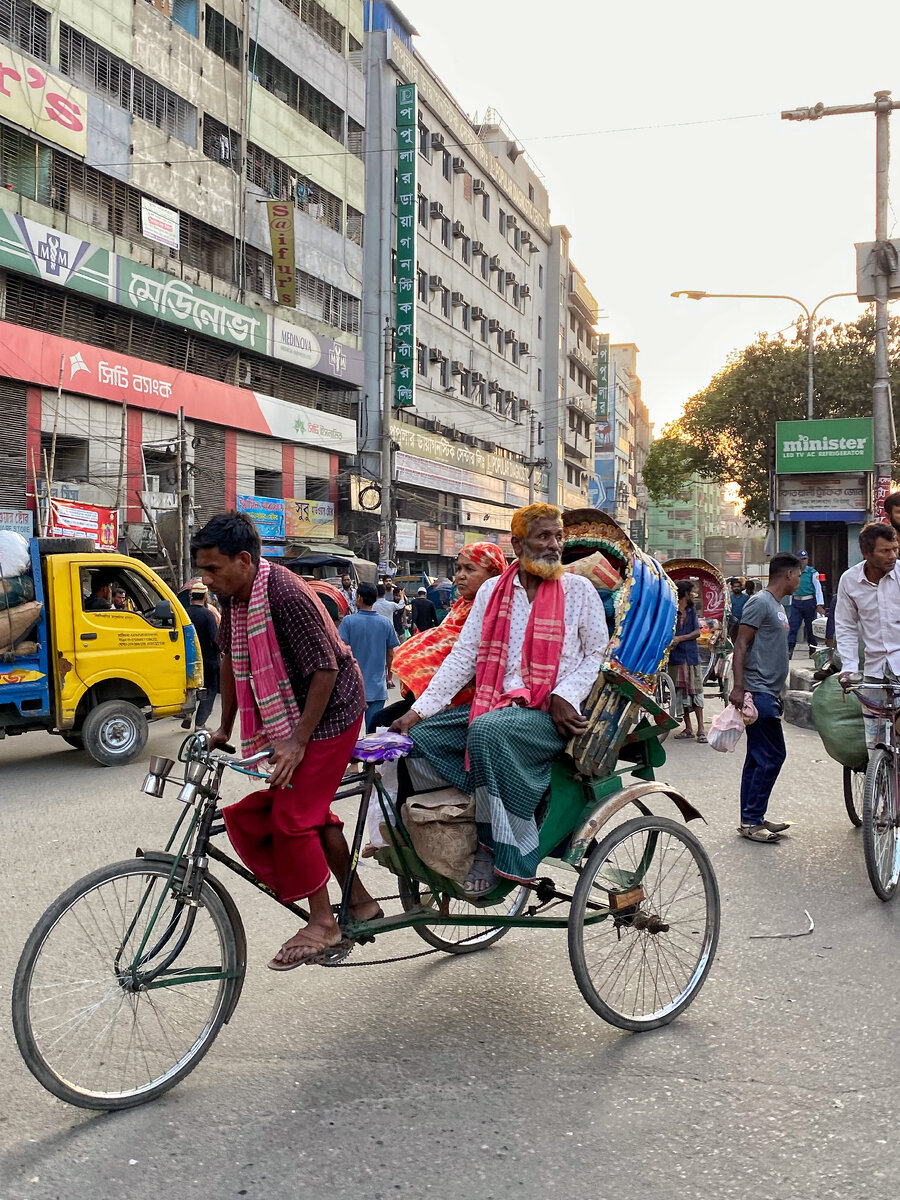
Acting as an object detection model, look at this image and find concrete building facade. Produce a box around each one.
[0,0,366,561]
[646,474,724,563]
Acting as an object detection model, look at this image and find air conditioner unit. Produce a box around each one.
[473,178,486,194]
[470,306,484,320]
[424,418,440,432]
[451,291,465,306]
[488,318,502,332]
[520,231,531,245]
[431,132,445,148]
[462,433,477,447]
[488,379,501,392]
[505,272,516,285]
[506,214,517,230]
[519,284,531,298]
[471,240,485,256]
[452,156,466,173]
[489,255,501,271]
[450,360,464,375]
[505,329,516,344]
[519,341,530,355]
[482,441,497,453]
[452,220,466,237]
[428,274,443,289]
[503,389,515,404]
[528,243,539,254]
[429,347,445,362]
[429,201,444,218]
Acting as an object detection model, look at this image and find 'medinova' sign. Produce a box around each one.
[776,418,874,474]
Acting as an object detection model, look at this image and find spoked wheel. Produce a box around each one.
[843,765,865,828]
[654,672,676,743]
[12,859,243,1109]
[862,750,900,901]
[568,815,720,1031]
[398,877,529,954]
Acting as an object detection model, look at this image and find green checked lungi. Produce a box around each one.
[407,704,567,882]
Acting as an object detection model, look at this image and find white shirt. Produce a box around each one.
[373,597,405,619]
[413,571,609,718]
[834,561,900,677]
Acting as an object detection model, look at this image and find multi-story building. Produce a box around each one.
[593,341,644,533]
[358,1,556,573]
[646,474,724,563]
[0,0,366,565]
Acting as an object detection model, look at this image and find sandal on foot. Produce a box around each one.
[463,849,495,896]
[267,934,341,971]
[674,730,694,740]
[696,734,708,743]
[762,819,793,834]
[738,823,781,843]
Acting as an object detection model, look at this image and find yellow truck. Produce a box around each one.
[0,537,203,766]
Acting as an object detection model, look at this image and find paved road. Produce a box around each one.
[1,707,898,1200]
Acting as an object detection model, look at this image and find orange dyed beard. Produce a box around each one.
[520,552,566,581]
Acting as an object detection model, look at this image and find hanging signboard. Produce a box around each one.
[236,495,285,541]
[285,498,335,540]
[266,201,296,308]
[394,83,417,407]
[441,528,465,558]
[417,522,441,552]
[46,499,118,549]
[395,519,418,552]
[140,198,180,251]
[775,418,874,474]
[775,473,870,520]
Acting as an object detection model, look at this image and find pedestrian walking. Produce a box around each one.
[726,577,747,640]
[787,550,824,657]
[409,586,438,634]
[339,582,400,731]
[729,552,802,842]
[337,572,357,613]
[182,582,221,730]
[671,581,707,742]
[834,522,900,755]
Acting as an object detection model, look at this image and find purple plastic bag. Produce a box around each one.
[353,731,414,763]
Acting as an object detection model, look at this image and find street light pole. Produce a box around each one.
[783,90,900,516]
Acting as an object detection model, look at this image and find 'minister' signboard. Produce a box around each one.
[776,418,874,474]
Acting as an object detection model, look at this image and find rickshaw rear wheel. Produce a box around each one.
[842,765,864,828]
[568,815,719,1031]
[398,877,529,953]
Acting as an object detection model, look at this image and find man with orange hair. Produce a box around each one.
[394,503,608,894]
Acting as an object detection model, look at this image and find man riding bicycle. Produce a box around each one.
[835,522,900,753]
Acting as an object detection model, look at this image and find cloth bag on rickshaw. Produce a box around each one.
[811,673,868,771]
[401,788,477,882]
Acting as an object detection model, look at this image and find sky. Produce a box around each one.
[398,0,900,429]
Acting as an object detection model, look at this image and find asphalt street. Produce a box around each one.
[1,704,898,1200]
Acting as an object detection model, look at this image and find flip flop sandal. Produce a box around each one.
[674,730,694,740]
[737,824,781,843]
[463,850,496,896]
[267,938,342,971]
[696,734,708,743]
[762,819,793,834]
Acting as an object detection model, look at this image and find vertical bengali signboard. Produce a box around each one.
[594,333,611,449]
[394,83,417,408]
[266,201,297,308]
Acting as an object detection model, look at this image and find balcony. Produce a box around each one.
[568,272,599,322]
[563,426,592,462]
[568,342,595,374]
[566,391,594,420]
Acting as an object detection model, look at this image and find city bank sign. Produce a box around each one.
[775,418,874,474]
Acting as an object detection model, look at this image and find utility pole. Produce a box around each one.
[528,408,536,503]
[177,407,191,586]
[380,321,395,571]
[783,90,900,517]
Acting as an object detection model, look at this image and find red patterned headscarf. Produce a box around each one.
[391,542,507,702]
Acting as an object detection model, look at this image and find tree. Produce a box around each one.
[644,313,900,526]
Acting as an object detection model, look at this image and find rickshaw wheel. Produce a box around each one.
[842,765,864,828]
[568,815,719,1031]
[398,878,529,954]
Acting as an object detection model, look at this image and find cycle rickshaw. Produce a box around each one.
[12,510,721,1110]
[664,558,732,701]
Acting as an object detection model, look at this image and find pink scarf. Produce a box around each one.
[469,560,565,728]
[229,558,301,755]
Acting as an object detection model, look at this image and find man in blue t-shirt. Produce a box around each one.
[339,582,399,731]
[787,550,824,657]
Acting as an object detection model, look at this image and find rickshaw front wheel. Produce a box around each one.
[568,815,720,1031]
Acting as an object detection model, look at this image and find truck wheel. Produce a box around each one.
[81,701,148,766]
[34,538,96,555]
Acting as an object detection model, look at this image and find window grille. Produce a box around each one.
[0,124,51,204]
[202,113,241,172]
[0,0,49,61]
[246,140,343,233]
[345,206,363,246]
[59,24,197,146]
[297,270,360,334]
[248,40,344,142]
[272,0,344,53]
[347,119,364,160]
[204,5,241,68]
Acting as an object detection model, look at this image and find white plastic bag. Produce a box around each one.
[0,531,30,578]
[707,706,745,753]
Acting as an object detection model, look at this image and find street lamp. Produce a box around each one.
[670,289,857,419]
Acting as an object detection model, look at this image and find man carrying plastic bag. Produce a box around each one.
[707,693,757,753]
[728,553,802,843]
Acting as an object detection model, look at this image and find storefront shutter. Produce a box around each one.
[0,381,28,507]
[191,420,226,524]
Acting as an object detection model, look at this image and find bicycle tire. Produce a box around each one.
[13,859,243,1109]
[862,750,900,901]
[568,815,720,1031]
[398,877,529,954]
[842,765,864,828]
[654,672,676,743]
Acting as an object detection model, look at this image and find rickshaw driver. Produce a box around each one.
[393,503,608,895]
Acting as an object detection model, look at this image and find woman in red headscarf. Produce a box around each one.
[369,541,508,730]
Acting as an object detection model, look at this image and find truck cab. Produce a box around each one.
[0,538,202,766]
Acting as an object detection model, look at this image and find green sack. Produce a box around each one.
[810,673,867,771]
[0,572,35,612]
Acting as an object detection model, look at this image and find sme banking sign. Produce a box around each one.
[775,418,874,474]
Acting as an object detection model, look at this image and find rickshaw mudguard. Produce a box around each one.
[562,782,705,867]
[137,849,247,1025]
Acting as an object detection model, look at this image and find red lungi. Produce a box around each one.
[223,722,359,903]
